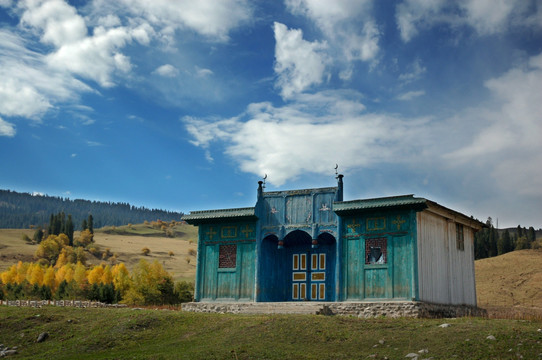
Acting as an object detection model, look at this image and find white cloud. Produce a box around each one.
[273,22,329,99]
[89,0,252,42]
[0,117,16,137]
[19,0,88,47]
[97,14,121,28]
[285,0,380,66]
[184,91,429,185]
[195,66,213,78]
[46,26,134,87]
[395,0,446,42]
[445,52,542,197]
[153,64,179,77]
[397,90,425,101]
[0,29,91,120]
[398,59,426,83]
[396,0,539,42]
[286,0,373,33]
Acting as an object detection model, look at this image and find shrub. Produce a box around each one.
[102,248,112,260]
[33,228,44,244]
[141,247,151,256]
[174,281,194,303]
[188,248,197,257]
[75,229,93,247]
[88,246,101,258]
[21,233,32,243]
[168,251,174,257]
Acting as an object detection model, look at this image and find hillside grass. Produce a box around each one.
[0,223,199,282]
[1,306,541,359]
[476,248,542,319]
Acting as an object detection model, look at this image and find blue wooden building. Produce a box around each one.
[182,176,484,306]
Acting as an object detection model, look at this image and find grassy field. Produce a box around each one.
[0,306,541,359]
[476,249,542,308]
[0,223,199,282]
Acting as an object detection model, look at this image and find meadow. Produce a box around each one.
[1,306,541,359]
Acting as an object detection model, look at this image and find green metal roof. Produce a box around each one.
[182,207,256,224]
[333,194,427,213]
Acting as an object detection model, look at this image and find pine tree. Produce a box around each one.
[527,227,536,247]
[66,215,74,246]
[502,229,513,253]
[48,214,54,235]
[33,228,44,244]
[488,226,498,257]
[474,228,489,259]
[88,214,94,234]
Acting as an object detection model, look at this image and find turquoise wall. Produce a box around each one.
[197,222,256,301]
[341,210,416,301]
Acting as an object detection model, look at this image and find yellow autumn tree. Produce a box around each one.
[73,261,87,288]
[1,264,17,284]
[87,265,105,285]
[55,263,70,285]
[57,233,70,246]
[55,248,69,268]
[101,265,113,284]
[35,235,65,265]
[122,259,175,305]
[111,263,131,298]
[42,266,56,291]
[28,263,44,286]
[16,261,29,284]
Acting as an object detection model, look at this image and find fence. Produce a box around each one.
[1,300,127,308]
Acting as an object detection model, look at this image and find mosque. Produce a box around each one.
[182,175,484,308]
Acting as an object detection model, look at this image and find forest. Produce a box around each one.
[474,217,540,260]
[0,189,183,229]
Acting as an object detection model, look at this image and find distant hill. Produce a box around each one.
[0,189,183,229]
[475,249,542,308]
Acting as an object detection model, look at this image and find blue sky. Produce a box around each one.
[1,0,541,229]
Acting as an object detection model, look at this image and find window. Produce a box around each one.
[218,244,237,268]
[456,224,464,251]
[365,238,387,264]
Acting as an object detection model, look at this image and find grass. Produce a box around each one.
[476,249,542,307]
[0,306,541,359]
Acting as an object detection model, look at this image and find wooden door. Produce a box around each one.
[292,252,326,300]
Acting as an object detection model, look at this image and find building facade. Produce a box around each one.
[182,176,484,306]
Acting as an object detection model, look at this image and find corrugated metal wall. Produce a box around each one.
[417,211,476,306]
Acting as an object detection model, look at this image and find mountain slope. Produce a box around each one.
[475,249,542,308]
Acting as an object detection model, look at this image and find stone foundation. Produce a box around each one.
[181,301,487,318]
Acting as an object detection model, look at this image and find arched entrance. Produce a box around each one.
[259,230,336,301]
[283,230,336,301]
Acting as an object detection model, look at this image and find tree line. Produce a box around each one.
[0,189,183,229]
[474,218,540,260]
